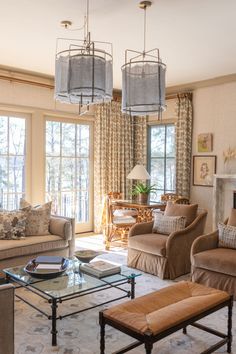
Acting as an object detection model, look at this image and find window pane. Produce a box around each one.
[76,191,89,223]
[0,116,26,209]
[0,157,8,191]
[0,117,8,154]
[77,158,89,191]
[46,157,60,193]
[9,117,25,155]
[62,123,75,157]
[150,159,164,190]
[166,158,176,190]
[61,158,75,191]
[166,125,175,157]
[9,156,25,193]
[77,125,90,157]
[151,126,165,157]
[46,121,60,156]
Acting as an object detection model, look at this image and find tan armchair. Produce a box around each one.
[127,208,207,279]
[0,284,14,354]
[191,229,236,299]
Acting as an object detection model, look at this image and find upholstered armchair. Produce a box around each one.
[0,284,14,354]
[191,209,236,299]
[127,204,207,280]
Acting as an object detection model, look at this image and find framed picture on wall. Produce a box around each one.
[193,155,216,187]
[197,133,213,152]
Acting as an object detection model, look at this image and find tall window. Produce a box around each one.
[148,124,176,201]
[45,120,91,227]
[0,116,26,209]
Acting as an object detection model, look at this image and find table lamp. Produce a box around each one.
[127,164,151,180]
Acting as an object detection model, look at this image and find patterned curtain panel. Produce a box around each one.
[94,101,147,232]
[175,93,193,198]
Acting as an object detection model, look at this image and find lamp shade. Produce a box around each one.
[127,164,151,180]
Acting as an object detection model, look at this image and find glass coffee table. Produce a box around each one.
[3,258,141,346]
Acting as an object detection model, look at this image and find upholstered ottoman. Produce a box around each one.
[99,281,233,354]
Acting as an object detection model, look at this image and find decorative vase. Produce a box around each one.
[138,193,149,204]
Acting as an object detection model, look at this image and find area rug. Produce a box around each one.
[15,247,236,354]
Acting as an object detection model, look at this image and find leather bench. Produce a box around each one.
[99,281,233,354]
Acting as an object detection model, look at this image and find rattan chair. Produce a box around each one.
[104,192,137,250]
[174,197,190,204]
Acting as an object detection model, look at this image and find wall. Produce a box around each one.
[191,81,236,232]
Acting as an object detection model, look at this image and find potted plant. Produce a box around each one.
[132,182,157,203]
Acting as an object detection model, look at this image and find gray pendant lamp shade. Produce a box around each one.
[55,44,113,105]
[121,1,166,117]
[55,1,113,106]
[121,50,166,116]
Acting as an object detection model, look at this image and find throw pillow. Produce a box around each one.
[164,202,198,226]
[152,214,186,235]
[227,208,236,227]
[218,222,236,249]
[0,210,26,240]
[20,199,52,236]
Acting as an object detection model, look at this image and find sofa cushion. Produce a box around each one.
[152,214,186,235]
[164,202,198,226]
[227,208,236,227]
[20,199,52,236]
[0,210,27,240]
[128,234,167,256]
[0,235,68,261]
[192,248,236,277]
[218,222,236,249]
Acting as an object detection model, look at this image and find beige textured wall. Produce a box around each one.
[191,81,236,232]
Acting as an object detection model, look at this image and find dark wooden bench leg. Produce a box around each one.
[99,312,105,354]
[227,296,233,353]
[145,341,153,354]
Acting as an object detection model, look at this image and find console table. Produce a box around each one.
[112,200,166,223]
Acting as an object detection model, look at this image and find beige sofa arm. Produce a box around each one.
[0,284,14,354]
[49,215,75,257]
[191,230,219,257]
[165,210,207,279]
[129,221,154,237]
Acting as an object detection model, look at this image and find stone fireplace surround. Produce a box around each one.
[213,174,236,228]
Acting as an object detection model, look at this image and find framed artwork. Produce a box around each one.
[193,155,216,187]
[197,133,213,152]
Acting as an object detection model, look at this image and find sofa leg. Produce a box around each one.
[183,327,187,334]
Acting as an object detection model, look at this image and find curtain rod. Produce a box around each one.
[0,74,192,100]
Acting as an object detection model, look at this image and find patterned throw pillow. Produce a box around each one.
[20,199,52,236]
[218,222,236,249]
[152,214,186,235]
[0,210,27,240]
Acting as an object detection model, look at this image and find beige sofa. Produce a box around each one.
[0,284,14,354]
[127,207,207,279]
[0,215,75,274]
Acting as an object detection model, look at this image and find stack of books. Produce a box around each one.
[80,260,121,278]
[34,256,64,272]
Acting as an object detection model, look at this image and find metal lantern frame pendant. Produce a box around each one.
[55,36,113,106]
[121,0,166,118]
[121,48,166,116]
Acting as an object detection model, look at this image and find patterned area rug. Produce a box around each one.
[15,240,236,354]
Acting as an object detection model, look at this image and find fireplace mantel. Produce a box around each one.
[213,174,236,228]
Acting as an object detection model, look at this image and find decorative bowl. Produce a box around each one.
[24,258,69,279]
[74,250,99,263]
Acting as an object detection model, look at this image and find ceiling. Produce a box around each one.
[1,0,236,89]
